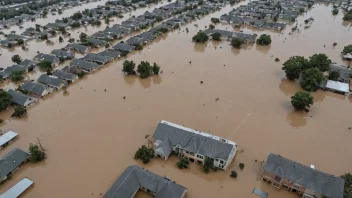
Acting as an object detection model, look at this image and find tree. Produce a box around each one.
[156,16,163,22]
[282,56,309,80]
[204,157,214,173]
[291,91,313,112]
[300,68,325,92]
[12,106,26,117]
[231,38,244,49]
[209,24,215,29]
[77,71,86,79]
[328,71,340,81]
[230,171,237,178]
[239,163,245,170]
[38,60,52,71]
[308,53,331,72]
[59,36,63,43]
[342,45,352,54]
[343,10,352,21]
[211,17,220,23]
[256,34,272,45]
[211,32,221,41]
[11,70,25,82]
[79,32,87,42]
[152,63,160,74]
[68,38,75,43]
[137,61,152,79]
[299,8,304,13]
[192,31,209,43]
[176,157,189,169]
[134,145,154,164]
[29,143,46,163]
[0,90,12,111]
[341,172,352,197]
[58,9,62,15]
[105,18,110,25]
[332,8,339,15]
[11,55,22,64]
[122,60,136,75]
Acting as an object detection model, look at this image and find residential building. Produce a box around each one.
[152,120,238,171]
[52,70,77,83]
[103,165,187,198]
[7,89,38,107]
[19,59,37,72]
[0,148,30,182]
[37,74,66,90]
[81,53,113,65]
[98,50,122,59]
[65,44,90,53]
[262,153,344,198]
[0,178,34,198]
[0,131,18,150]
[18,81,49,97]
[33,53,60,67]
[112,43,136,53]
[70,59,100,73]
[51,49,75,60]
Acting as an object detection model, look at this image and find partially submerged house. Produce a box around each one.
[3,65,27,77]
[321,80,350,94]
[262,153,344,198]
[85,38,107,47]
[19,59,38,72]
[18,81,49,97]
[112,43,136,53]
[65,43,90,53]
[125,36,145,46]
[51,49,75,60]
[0,148,30,182]
[152,120,238,171]
[37,74,66,90]
[52,70,77,83]
[98,50,122,59]
[70,59,100,73]
[33,53,60,67]
[0,178,34,198]
[0,131,18,150]
[7,89,38,107]
[103,165,187,198]
[81,53,113,65]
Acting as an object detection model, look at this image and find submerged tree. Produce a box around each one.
[300,67,325,91]
[79,32,87,42]
[332,8,339,15]
[342,45,352,55]
[38,60,52,71]
[137,61,152,79]
[176,157,189,169]
[256,34,272,45]
[211,32,221,41]
[0,90,12,111]
[152,63,160,75]
[282,56,309,80]
[341,172,352,197]
[11,55,22,64]
[12,106,26,117]
[11,70,25,82]
[122,60,136,75]
[328,70,340,81]
[134,145,154,164]
[308,53,331,72]
[230,170,237,178]
[192,31,209,43]
[291,91,314,112]
[204,157,215,173]
[59,36,64,43]
[29,143,46,163]
[231,38,245,49]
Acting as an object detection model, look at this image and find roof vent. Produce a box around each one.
[310,164,315,169]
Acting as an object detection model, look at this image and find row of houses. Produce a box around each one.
[203,28,257,43]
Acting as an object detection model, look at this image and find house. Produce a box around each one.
[152,120,238,171]
[33,53,60,67]
[262,153,344,198]
[0,131,18,150]
[85,38,107,47]
[7,89,38,107]
[136,31,157,42]
[0,40,17,47]
[0,148,30,182]
[233,32,257,43]
[4,65,27,76]
[103,165,187,198]
[125,36,145,46]
[51,49,75,60]
[322,80,350,94]
[0,178,34,198]
[112,43,136,53]
[6,34,30,42]
[65,44,90,53]
[91,32,114,41]
[19,59,38,72]
[70,59,100,73]
[18,81,49,97]
[98,50,122,59]
[52,70,77,83]
[37,74,66,90]
[81,53,113,65]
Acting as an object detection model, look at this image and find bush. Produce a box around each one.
[328,71,340,81]
[341,173,352,197]
[156,16,163,22]
[192,31,209,43]
[0,90,12,111]
[342,45,352,55]
[11,70,25,82]
[137,61,152,79]
[239,163,245,170]
[332,8,338,15]
[300,67,325,91]
[79,32,87,42]
[122,60,136,75]
[152,63,160,74]
[230,171,237,178]
[29,143,46,163]
[38,60,52,71]
[11,55,22,64]
[134,145,154,164]
[256,34,271,45]
[231,38,244,49]
[203,157,214,174]
[12,106,26,117]
[77,71,86,79]
[291,91,314,112]
[211,32,221,41]
[209,24,215,29]
[176,157,189,169]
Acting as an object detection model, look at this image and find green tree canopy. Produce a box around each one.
[308,53,331,72]
[342,45,352,55]
[332,8,339,15]
[11,55,22,64]
[291,91,314,112]
[192,31,209,43]
[328,71,340,81]
[152,63,160,75]
[343,10,352,21]
[137,61,152,79]
[300,67,325,91]
[204,157,215,173]
[176,157,189,169]
[231,38,244,49]
[341,173,352,198]
[11,70,25,82]
[282,56,309,80]
[122,60,136,75]
[29,143,46,163]
[38,60,52,71]
[256,34,272,45]
[0,90,12,111]
[134,145,154,164]
[209,24,215,29]
[211,32,221,41]
[12,106,26,117]
[79,32,87,42]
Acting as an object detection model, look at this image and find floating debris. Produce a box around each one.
[123,96,126,99]
[215,98,219,101]
[200,81,203,84]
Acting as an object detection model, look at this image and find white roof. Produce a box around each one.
[0,178,33,198]
[326,80,350,93]
[0,131,18,147]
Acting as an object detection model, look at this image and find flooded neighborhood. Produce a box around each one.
[0,0,351,197]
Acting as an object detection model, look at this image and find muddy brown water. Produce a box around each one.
[0,2,351,198]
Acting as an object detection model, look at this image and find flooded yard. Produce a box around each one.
[0,1,351,198]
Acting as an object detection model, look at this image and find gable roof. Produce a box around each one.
[81,53,112,64]
[152,121,236,160]
[125,37,144,46]
[7,89,38,107]
[85,38,107,46]
[52,70,77,81]
[104,165,187,198]
[34,53,60,64]
[0,148,30,180]
[51,49,75,59]
[19,81,47,96]
[19,59,37,68]
[4,65,26,75]
[98,50,122,59]
[112,43,135,52]
[65,44,90,53]
[264,153,345,198]
[70,59,99,71]
[37,74,65,88]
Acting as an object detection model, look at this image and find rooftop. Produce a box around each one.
[0,148,30,180]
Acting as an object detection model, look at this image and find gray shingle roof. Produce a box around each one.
[19,59,37,69]
[112,43,135,52]
[152,122,235,160]
[85,38,107,46]
[264,153,344,198]
[0,148,29,180]
[81,53,112,64]
[51,49,75,59]
[52,70,77,81]
[34,53,60,64]
[70,59,99,71]
[4,65,26,75]
[104,165,187,198]
[19,81,47,96]
[65,44,90,53]
[98,50,122,59]
[7,89,38,107]
[125,37,144,46]
[37,74,64,88]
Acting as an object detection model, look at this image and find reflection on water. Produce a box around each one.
[278,79,301,96]
[138,76,152,89]
[124,75,137,86]
[286,111,308,128]
[193,42,208,52]
[255,44,270,54]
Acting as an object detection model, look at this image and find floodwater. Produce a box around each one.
[0,2,351,198]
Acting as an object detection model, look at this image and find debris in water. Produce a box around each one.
[200,81,203,84]
[123,96,126,99]
[348,127,351,130]
[94,89,95,91]
[215,98,219,101]
[255,159,257,162]
[323,45,325,47]
[104,89,107,92]
[189,61,191,64]
[145,135,149,139]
